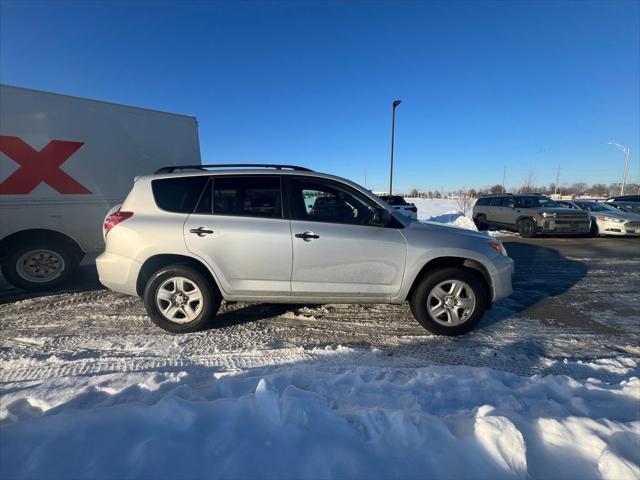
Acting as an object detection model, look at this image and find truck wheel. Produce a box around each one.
[143,265,221,333]
[410,267,488,336]
[517,218,537,238]
[474,214,489,231]
[1,241,79,291]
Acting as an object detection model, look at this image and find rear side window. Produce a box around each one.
[383,196,408,206]
[475,197,490,206]
[152,177,208,213]
[489,197,504,206]
[213,176,282,218]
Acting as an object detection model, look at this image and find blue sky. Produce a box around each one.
[1,0,638,192]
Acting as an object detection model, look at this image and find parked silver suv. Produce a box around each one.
[473,194,591,237]
[97,165,513,335]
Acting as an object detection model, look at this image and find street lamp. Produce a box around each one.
[608,141,631,195]
[389,99,401,195]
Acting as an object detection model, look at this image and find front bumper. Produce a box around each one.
[488,254,514,302]
[96,252,142,296]
[538,218,590,234]
[598,220,640,236]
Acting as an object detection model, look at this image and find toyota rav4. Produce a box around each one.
[97,164,514,335]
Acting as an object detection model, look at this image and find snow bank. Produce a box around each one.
[406,198,481,232]
[408,198,513,236]
[2,363,638,480]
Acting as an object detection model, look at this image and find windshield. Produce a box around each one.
[516,196,559,208]
[381,196,408,206]
[615,202,640,213]
[574,202,617,212]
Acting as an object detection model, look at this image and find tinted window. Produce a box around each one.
[213,176,282,218]
[618,202,640,213]
[503,197,516,208]
[289,177,378,225]
[489,197,504,206]
[194,179,212,214]
[516,196,559,208]
[573,201,616,212]
[152,176,208,213]
[475,197,490,206]
[382,195,408,206]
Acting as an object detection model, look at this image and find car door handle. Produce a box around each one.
[295,231,320,241]
[189,227,214,237]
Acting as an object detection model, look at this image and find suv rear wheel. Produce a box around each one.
[143,265,221,333]
[517,218,537,238]
[474,214,489,231]
[410,267,488,336]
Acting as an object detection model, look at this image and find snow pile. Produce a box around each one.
[1,363,638,480]
[405,198,481,232]
[425,210,479,231]
[407,198,513,236]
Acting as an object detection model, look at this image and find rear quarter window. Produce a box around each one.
[475,197,490,206]
[152,176,208,213]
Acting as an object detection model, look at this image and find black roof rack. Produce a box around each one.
[154,164,313,174]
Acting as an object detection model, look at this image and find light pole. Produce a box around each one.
[608,141,631,195]
[389,100,401,195]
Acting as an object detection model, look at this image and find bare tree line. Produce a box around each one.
[404,181,639,199]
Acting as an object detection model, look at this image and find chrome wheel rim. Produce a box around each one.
[427,279,476,326]
[155,277,204,324]
[16,249,65,283]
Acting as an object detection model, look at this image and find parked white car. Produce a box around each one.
[97,164,514,336]
[379,195,418,219]
[556,200,640,236]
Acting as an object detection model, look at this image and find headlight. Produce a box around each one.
[542,212,557,218]
[601,216,625,223]
[486,241,508,256]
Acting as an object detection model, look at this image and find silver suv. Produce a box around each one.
[97,165,514,335]
[473,194,591,237]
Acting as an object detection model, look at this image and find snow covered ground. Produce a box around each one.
[1,201,638,479]
[2,362,638,480]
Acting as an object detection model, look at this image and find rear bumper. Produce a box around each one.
[96,252,141,296]
[488,254,514,302]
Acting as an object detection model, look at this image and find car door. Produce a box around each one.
[500,196,518,224]
[184,175,292,296]
[485,196,505,224]
[286,176,407,297]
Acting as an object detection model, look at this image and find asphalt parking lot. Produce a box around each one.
[1,235,638,382]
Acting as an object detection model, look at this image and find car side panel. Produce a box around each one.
[290,221,407,297]
[184,214,293,296]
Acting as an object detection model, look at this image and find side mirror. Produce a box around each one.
[372,208,392,226]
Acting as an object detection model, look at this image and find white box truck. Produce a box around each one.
[0,85,201,290]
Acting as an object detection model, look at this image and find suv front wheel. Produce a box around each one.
[517,218,537,238]
[410,268,489,336]
[143,265,221,333]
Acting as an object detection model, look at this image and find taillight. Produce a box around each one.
[104,211,134,236]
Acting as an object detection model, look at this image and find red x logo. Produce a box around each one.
[0,136,91,194]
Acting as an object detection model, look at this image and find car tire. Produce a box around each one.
[410,267,488,336]
[590,221,600,237]
[474,214,489,231]
[143,264,221,333]
[517,218,537,238]
[1,240,79,291]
